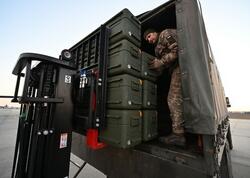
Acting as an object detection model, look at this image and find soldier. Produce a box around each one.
[144,28,185,146]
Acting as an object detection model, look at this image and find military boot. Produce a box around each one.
[159,133,186,147]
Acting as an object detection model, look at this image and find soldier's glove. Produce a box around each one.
[148,58,164,70]
[148,58,164,75]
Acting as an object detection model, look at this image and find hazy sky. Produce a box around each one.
[0,0,250,111]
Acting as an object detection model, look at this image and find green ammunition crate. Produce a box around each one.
[142,110,158,141]
[141,51,158,82]
[106,8,141,46]
[107,74,142,109]
[143,80,157,109]
[108,39,141,77]
[99,110,142,148]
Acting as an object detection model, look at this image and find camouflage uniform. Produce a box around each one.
[155,29,184,134]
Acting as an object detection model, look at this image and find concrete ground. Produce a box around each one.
[0,109,20,178]
[230,119,250,178]
[0,109,250,178]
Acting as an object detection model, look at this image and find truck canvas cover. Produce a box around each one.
[139,0,228,135]
[176,0,228,134]
[159,0,227,135]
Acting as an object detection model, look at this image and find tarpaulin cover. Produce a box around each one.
[140,0,228,134]
[176,0,228,134]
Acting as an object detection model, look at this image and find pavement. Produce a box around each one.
[230,119,250,178]
[0,109,250,178]
[0,109,19,178]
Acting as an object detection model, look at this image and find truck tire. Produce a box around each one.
[219,140,233,178]
[227,125,233,150]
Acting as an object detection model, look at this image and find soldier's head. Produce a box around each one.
[143,29,158,44]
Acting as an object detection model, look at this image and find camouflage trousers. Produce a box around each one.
[167,66,184,134]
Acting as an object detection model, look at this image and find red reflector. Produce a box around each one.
[86,129,106,150]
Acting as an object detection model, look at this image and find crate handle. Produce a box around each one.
[107,100,122,104]
[129,47,140,58]
[106,115,121,119]
[109,42,123,51]
[131,81,140,91]
[108,18,121,28]
[144,71,157,78]
[110,30,122,39]
[130,101,142,105]
[149,103,157,107]
[108,64,122,70]
[107,78,123,84]
[128,65,140,72]
[129,32,140,43]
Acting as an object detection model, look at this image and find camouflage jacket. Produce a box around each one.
[155,29,178,68]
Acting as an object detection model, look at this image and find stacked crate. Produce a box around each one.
[141,52,158,141]
[71,8,159,148]
[99,9,142,148]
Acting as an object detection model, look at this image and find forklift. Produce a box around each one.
[11,0,233,177]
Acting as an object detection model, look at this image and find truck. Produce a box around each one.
[10,0,233,177]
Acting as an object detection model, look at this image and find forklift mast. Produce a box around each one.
[11,26,109,178]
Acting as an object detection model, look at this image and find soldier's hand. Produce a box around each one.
[148,58,164,70]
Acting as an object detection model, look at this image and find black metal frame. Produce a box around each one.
[11,24,109,177]
[95,25,109,129]
[11,53,76,178]
[71,25,110,132]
